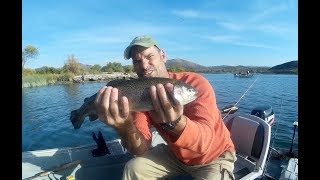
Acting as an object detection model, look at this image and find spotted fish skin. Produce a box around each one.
[70,77,198,129]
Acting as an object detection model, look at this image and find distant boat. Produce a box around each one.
[234,71,254,78]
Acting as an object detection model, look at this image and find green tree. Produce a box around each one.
[123,65,133,73]
[62,54,82,75]
[168,66,186,72]
[101,62,124,73]
[36,66,62,74]
[22,45,39,69]
[89,64,102,74]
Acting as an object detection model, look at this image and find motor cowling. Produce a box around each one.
[251,105,275,125]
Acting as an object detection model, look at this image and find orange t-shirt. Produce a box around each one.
[132,72,235,165]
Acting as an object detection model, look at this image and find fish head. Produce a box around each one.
[173,85,198,105]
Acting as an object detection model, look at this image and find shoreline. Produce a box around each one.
[72,72,138,83]
[22,72,297,88]
[22,72,138,88]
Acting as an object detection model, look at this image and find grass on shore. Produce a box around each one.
[22,73,75,88]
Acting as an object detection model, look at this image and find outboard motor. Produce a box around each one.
[251,105,275,126]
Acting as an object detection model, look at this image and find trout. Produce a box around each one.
[70,77,198,129]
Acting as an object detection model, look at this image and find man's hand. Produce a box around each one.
[149,83,184,124]
[94,86,134,132]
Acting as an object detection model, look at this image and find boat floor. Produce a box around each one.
[23,132,297,180]
[21,154,232,180]
[22,147,288,180]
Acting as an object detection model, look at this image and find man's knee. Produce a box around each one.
[124,157,146,173]
[220,163,235,180]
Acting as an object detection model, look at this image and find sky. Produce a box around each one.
[22,0,298,69]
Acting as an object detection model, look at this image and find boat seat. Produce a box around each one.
[224,114,271,180]
[152,114,270,180]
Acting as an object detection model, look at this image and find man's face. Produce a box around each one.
[130,46,168,78]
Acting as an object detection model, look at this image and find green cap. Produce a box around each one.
[123,35,158,60]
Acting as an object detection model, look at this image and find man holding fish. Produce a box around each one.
[95,35,236,179]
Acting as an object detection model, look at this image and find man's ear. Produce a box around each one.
[160,49,166,63]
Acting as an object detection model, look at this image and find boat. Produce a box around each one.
[221,105,275,127]
[234,71,254,78]
[266,121,298,180]
[22,105,297,180]
[249,105,275,126]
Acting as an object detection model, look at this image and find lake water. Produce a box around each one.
[22,73,298,152]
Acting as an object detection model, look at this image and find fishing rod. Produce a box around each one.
[262,82,298,178]
[262,94,284,178]
[23,160,81,180]
[289,121,298,157]
[222,76,259,120]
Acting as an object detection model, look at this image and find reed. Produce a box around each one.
[22,73,75,88]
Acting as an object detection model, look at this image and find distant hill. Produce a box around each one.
[166,59,270,73]
[79,63,92,70]
[166,59,207,71]
[33,59,297,75]
[34,63,92,71]
[268,60,298,74]
[166,59,297,74]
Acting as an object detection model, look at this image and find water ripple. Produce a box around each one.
[22,74,298,151]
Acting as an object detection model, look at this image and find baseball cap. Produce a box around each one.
[123,35,158,60]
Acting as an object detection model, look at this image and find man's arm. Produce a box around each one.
[116,121,150,155]
[95,86,151,155]
[167,73,233,157]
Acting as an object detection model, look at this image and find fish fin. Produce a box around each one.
[89,114,98,121]
[92,132,97,141]
[84,93,98,103]
[70,110,83,129]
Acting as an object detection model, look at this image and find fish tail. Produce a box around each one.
[70,110,83,129]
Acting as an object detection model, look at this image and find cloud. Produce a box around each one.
[60,36,125,45]
[204,35,277,49]
[42,21,181,50]
[248,3,289,23]
[217,22,244,31]
[232,42,277,49]
[205,35,240,43]
[171,9,199,18]
[256,24,296,35]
